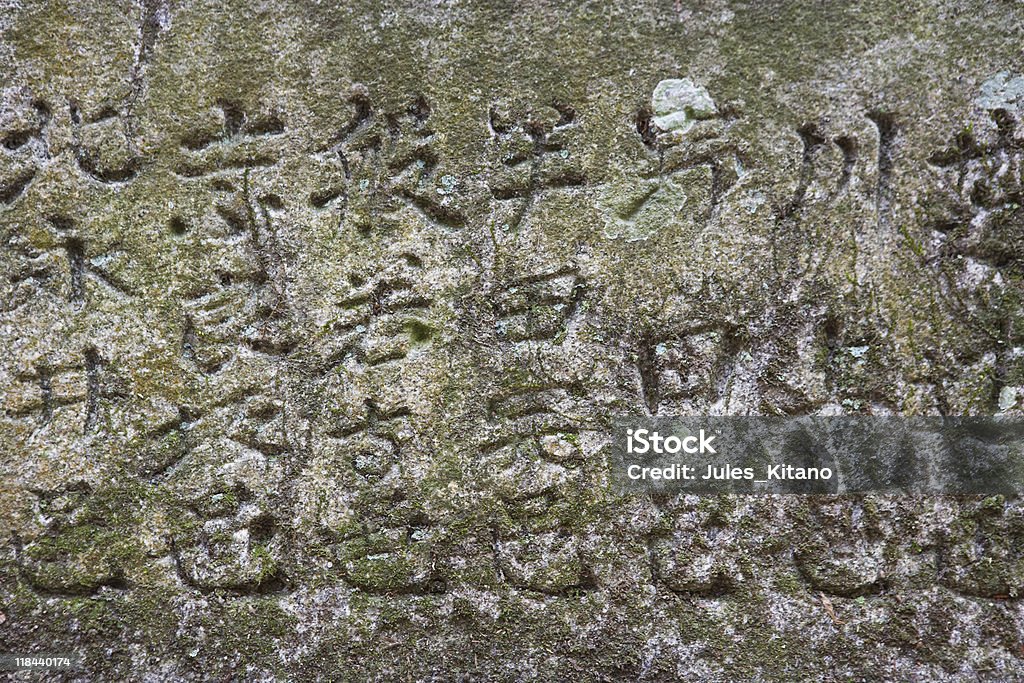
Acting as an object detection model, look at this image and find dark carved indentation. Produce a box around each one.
[83,347,101,432]
[0,170,36,205]
[310,187,344,208]
[834,135,857,193]
[635,104,657,149]
[777,123,827,221]
[64,237,86,305]
[867,111,898,232]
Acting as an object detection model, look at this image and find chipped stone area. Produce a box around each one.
[1,1,1023,681]
[651,78,718,136]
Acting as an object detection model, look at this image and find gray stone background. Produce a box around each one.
[1,0,1023,680]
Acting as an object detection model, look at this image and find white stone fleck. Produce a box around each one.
[998,386,1018,411]
[977,72,1024,113]
[651,78,717,135]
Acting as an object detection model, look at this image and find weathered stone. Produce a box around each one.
[1,1,1023,680]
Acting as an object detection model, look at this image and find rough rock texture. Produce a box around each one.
[1,1,1024,680]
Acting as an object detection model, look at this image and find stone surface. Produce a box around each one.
[1,1,1023,680]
